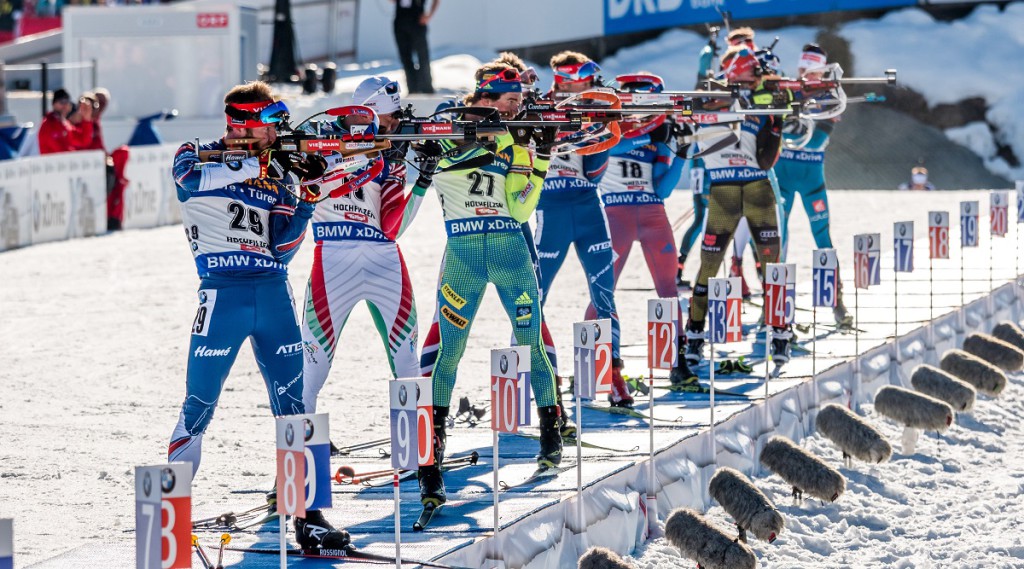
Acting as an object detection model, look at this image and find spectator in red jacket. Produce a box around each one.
[38,88,93,154]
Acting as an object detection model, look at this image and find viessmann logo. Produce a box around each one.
[422,123,453,135]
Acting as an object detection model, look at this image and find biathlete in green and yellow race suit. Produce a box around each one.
[417,61,564,510]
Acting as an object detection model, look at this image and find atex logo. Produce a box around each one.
[587,241,612,253]
[276,342,303,355]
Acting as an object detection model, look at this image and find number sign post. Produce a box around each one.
[276,417,306,569]
[490,348,519,537]
[928,212,949,323]
[135,463,191,569]
[708,277,741,462]
[960,201,979,326]
[991,191,1009,304]
[812,249,839,409]
[893,222,914,341]
[646,298,676,535]
[390,379,422,568]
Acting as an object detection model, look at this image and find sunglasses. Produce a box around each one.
[616,73,664,93]
[554,61,600,84]
[477,68,522,91]
[225,100,289,128]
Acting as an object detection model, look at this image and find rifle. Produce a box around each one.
[197,103,391,163]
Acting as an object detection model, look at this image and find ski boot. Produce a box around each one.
[676,255,691,289]
[555,376,577,439]
[730,255,752,300]
[834,299,854,330]
[770,327,793,365]
[536,406,564,469]
[670,335,700,386]
[609,358,635,408]
[682,320,706,365]
[295,510,351,550]
[417,406,448,508]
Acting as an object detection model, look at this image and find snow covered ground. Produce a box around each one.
[633,376,1024,568]
[2,188,1021,567]
[4,4,1024,564]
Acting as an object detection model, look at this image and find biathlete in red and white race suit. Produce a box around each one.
[586,72,694,384]
[535,51,633,407]
[299,77,428,412]
[167,82,352,550]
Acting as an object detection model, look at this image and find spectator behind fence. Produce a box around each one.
[391,0,438,94]
[898,166,936,191]
[71,87,131,231]
[38,88,93,154]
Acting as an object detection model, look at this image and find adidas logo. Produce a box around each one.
[515,292,532,305]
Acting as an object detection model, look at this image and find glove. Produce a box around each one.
[412,140,443,187]
[672,122,694,158]
[751,89,775,107]
[531,126,559,160]
[298,182,322,204]
[509,125,534,146]
[290,153,328,182]
[261,150,327,182]
[649,122,673,145]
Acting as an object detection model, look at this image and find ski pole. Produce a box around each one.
[217,533,230,569]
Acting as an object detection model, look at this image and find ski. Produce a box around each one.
[795,321,867,335]
[649,382,753,398]
[581,402,689,424]
[192,502,274,532]
[334,451,481,486]
[413,501,443,532]
[511,432,640,454]
[331,437,391,457]
[227,544,465,569]
[498,464,575,492]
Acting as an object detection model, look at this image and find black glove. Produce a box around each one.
[649,122,673,145]
[672,122,694,158]
[531,126,559,160]
[412,140,444,187]
[509,125,534,146]
[291,153,328,182]
[262,150,327,181]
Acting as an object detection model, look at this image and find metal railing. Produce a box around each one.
[0,59,98,116]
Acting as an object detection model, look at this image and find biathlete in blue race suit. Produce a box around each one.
[775,44,852,327]
[536,51,633,407]
[166,81,351,550]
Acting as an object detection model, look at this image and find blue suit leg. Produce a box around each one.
[250,279,306,417]
[572,194,621,358]
[169,280,253,475]
[534,204,573,306]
